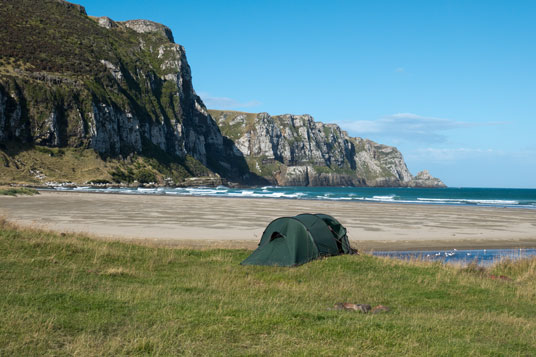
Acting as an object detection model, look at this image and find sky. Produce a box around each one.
[82,0,536,188]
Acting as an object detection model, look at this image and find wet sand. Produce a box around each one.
[1,190,535,251]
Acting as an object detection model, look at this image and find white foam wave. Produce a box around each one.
[184,187,228,195]
[370,195,396,202]
[48,186,535,209]
[225,190,304,199]
[417,198,519,205]
[54,187,70,191]
[73,186,90,190]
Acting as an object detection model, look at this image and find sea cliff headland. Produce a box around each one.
[0,0,444,188]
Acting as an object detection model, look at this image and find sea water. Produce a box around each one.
[52,186,536,209]
[373,248,536,266]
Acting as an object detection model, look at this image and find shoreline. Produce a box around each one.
[5,185,536,211]
[33,186,536,211]
[1,190,535,251]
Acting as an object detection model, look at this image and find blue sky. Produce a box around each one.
[82,0,536,188]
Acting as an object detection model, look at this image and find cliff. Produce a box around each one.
[0,0,257,185]
[0,0,444,188]
[211,110,445,187]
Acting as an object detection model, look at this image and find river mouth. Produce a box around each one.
[372,248,536,266]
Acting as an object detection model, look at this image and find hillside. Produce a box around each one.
[0,0,443,187]
[0,0,256,186]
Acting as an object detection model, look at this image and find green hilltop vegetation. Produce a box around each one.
[0,0,177,121]
[1,220,535,355]
[209,110,260,142]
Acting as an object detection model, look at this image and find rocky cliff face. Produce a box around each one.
[0,0,252,183]
[211,110,445,187]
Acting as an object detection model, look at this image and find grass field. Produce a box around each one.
[0,187,39,196]
[1,220,535,355]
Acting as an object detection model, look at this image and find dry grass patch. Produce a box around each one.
[99,267,137,277]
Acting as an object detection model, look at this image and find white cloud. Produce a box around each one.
[198,92,261,110]
[407,147,499,162]
[395,67,405,73]
[343,113,502,143]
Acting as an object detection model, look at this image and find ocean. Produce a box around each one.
[52,186,536,210]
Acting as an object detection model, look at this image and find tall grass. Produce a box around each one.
[0,220,535,355]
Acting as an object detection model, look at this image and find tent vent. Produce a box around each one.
[270,232,283,241]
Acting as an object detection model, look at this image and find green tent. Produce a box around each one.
[241,213,355,267]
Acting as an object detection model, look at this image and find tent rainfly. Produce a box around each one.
[241,213,355,267]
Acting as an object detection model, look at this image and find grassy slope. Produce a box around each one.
[0,187,38,196]
[0,143,211,185]
[0,145,113,184]
[1,221,535,355]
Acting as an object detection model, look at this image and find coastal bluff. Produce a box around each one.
[0,0,444,188]
[211,110,445,187]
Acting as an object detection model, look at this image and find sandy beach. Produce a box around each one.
[1,190,535,251]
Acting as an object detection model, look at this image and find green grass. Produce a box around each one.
[0,143,209,186]
[0,187,39,196]
[209,110,259,141]
[0,144,116,185]
[1,221,535,355]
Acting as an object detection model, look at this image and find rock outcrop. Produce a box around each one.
[211,110,446,187]
[121,19,175,43]
[407,170,445,188]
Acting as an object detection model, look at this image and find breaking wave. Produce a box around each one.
[50,186,536,209]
